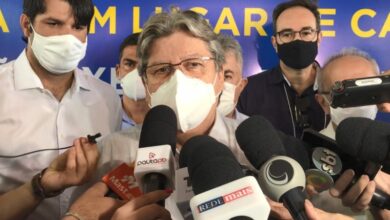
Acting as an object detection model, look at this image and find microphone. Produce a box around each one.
[180,135,270,220]
[336,117,390,165]
[134,105,177,205]
[336,117,390,209]
[330,74,390,108]
[236,115,308,220]
[301,129,377,192]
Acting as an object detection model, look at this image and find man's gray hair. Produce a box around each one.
[217,34,243,71]
[317,47,380,92]
[137,9,224,76]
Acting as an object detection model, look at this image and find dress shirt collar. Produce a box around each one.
[320,122,335,139]
[208,111,231,145]
[270,61,321,91]
[14,50,44,90]
[14,50,91,92]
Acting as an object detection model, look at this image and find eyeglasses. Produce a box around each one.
[276,27,319,43]
[144,56,215,84]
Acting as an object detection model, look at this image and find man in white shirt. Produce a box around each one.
[115,33,149,129]
[0,0,122,219]
[69,9,254,220]
[313,47,390,220]
[216,34,248,122]
[68,9,356,220]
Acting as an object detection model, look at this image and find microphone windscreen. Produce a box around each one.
[336,117,390,163]
[235,115,286,169]
[139,105,177,152]
[179,135,244,195]
[278,131,310,170]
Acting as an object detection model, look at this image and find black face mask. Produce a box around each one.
[276,40,318,70]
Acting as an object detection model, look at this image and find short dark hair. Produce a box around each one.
[23,0,94,28]
[119,33,140,60]
[272,0,320,34]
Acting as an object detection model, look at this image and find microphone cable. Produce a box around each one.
[0,133,101,158]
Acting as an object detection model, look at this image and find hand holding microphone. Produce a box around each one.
[65,182,172,220]
[330,117,390,211]
[133,105,177,206]
[43,137,100,195]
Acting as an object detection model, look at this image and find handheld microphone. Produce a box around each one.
[134,105,177,206]
[236,115,308,220]
[180,135,270,220]
[336,117,390,209]
[330,74,390,108]
[301,129,378,192]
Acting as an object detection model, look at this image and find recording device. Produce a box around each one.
[336,117,390,209]
[180,135,270,220]
[330,74,390,108]
[102,163,142,200]
[134,105,177,206]
[236,115,308,220]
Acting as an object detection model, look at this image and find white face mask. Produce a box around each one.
[120,68,146,101]
[30,26,87,74]
[147,69,217,132]
[217,81,238,116]
[324,96,378,126]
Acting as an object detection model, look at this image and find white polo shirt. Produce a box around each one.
[0,50,122,220]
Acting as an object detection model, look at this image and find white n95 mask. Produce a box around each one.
[30,26,87,74]
[120,69,146,101]
[148,69,217,132]
[330,105,378,126]
[217,82,237,116]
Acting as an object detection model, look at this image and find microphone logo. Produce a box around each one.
[265,160,293,185]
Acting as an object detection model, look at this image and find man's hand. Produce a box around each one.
[111,190,172,220]
[330,169,375,212]
[304,200,353,220]
[267,198,293,220]
[65,182,125,220]
[42,137,100,192]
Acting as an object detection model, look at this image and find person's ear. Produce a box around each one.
[315,94,330,115]
[234,78,248,103]
[215,67,224,95]
[271,36,278,52]
[20,14,32,40]
[115,64,121,79]
[317,31,323,46]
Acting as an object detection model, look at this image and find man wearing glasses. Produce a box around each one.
[237,0,327,138]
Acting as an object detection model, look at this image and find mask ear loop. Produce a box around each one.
[142,75,153,108]
[321,94,331,129]
[213,70,224,99]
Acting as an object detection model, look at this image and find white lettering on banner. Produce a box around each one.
[81,67,123,94]
[0,57,7,64]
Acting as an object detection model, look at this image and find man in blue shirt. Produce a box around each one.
[237,0,327,138]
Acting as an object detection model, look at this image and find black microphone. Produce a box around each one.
[236,115,308,220]
[336,117,390,165]
[336,117,390,209]
[134,105,177,206]
[180,135,271,220]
